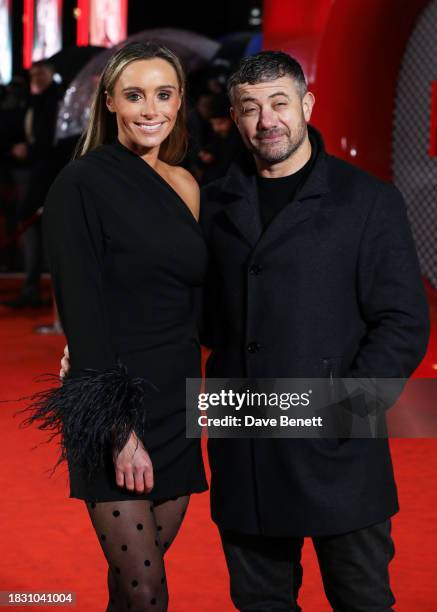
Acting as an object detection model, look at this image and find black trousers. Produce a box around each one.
[20,217,43,299]
[220,520,395,611]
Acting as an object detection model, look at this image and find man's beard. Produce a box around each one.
[249,118,307,165]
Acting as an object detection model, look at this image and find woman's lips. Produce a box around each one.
[135,122,164,133]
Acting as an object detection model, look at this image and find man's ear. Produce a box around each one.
[230,106,239,127]
[302,91,315,122]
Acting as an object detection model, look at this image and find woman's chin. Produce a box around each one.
[133,131,171,150]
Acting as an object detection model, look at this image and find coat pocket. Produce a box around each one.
[321,356,343,380]
[318,356,352,448]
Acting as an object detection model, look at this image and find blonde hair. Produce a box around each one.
[76,42,187,165]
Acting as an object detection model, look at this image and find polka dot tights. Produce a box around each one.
[85,496,190,611]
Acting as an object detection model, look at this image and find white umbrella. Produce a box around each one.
[56,28,219,141]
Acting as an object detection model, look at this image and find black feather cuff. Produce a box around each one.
[17,364,159,476]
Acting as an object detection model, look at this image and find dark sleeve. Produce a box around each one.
[21,167,154,475]
[44,170,115,374]
[350,183,430,380]
[198,256,219,350]
[198,189,216,349]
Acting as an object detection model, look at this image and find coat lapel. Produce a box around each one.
[221,163,263,248]
[256,151,330,250]
[218,127,331,250]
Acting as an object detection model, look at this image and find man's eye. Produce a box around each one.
[243,107,256,114]
[275,102,287,107]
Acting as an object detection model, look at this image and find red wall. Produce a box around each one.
[263,0,429,181]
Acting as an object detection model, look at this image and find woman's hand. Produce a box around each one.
[113,431,154,494]
[60,344,153,493]
[60,345,70,379]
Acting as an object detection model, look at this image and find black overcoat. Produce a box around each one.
[199,126,430,537]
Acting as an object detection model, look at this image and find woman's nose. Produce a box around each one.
[141,98,157,116]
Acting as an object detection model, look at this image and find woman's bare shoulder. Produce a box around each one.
[162,164,200,220]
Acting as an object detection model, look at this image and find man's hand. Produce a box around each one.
[60,344,69,379]
[113,432,154,494]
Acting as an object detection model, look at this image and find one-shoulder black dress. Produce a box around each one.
[35,140,208,502]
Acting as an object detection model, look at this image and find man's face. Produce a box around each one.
[29,66,53,95]
[230,76,314,165]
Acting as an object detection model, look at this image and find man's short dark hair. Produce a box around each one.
[227,51,307,103]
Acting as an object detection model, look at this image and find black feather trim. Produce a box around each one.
[16,365,159,477]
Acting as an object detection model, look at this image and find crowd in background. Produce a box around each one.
[0,54,246,308]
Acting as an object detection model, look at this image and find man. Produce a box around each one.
[3,60,62,307]
[200,51,429,611]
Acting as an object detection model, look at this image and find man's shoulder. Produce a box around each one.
[325,154,406,221]
[200,173,239,233]
[200,175,232,201]
[201,154,390,197]
[325,153,387,193]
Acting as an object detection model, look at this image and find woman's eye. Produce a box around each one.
[126,93,141,101]
[157,92,171,101]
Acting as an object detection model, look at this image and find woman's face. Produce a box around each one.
[106,58,182,155]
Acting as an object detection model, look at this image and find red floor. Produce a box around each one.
[0,278,436,611]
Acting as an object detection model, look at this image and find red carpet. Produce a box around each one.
[0,277,436,611]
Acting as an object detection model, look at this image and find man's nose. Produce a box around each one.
[257,108,277,130]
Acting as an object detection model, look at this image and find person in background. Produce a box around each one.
[3,60,62,308]
[198,92,245,185]
[183,90,213,182]
[0,76,29,272]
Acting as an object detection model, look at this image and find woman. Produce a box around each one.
[23,42,208,611]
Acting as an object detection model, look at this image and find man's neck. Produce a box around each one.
[256,134,312,179]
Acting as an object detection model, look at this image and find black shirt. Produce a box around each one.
[256,135,318,229]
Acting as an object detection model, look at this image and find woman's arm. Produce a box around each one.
[59,344,154,494]
[23,164,156,491]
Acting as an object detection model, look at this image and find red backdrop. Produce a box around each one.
[263,0,430,181]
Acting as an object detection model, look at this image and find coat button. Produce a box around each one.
[249,264,262,275]
[247,342,262,353]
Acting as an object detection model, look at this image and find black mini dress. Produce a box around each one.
[30,140,208,502]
